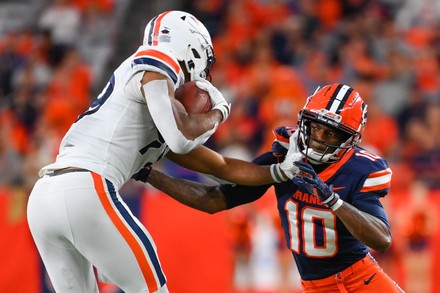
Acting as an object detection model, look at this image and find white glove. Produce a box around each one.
[270,130,304,182]
[286,129,300,153]
[196,79,231,122]
[279,152,305,179]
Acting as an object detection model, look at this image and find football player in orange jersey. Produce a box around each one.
[144,84,405,292]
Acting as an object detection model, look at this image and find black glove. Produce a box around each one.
[293,161,343,210]
[131,165,152,183]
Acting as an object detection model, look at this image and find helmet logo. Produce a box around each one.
[317,109,342,123]
[158,28,171,43]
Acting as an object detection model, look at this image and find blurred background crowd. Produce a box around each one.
[0,0,439,292]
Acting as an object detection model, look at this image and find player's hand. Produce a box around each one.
[196,79,231,122]
[270,130,304,182]
[131,165,152,183]
[279,130,303,179]
[293,161,342,210]
[279,152,304,179]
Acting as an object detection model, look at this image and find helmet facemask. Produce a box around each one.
[297,110,361,164]
[183,39,216,81]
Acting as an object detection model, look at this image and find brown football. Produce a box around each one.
[175,81,212,114]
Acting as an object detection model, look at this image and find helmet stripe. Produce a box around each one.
[150,11,171,46]
[336,86,353,113]
[146,15,158,45]
[327,84,353,114]
[324,83,341,109]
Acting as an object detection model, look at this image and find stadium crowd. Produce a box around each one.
[0,0,439,292]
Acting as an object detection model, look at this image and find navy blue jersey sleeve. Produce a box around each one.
[220,152,277,209]
[351,192,391,231]
[345,148,393,230]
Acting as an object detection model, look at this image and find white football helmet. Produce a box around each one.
[143,10,216,81]
[297,84,368,164]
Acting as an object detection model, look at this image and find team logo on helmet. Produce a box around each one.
[158,29,171,43]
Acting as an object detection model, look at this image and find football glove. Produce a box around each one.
[196,79,231,122]
[270,131,304,182]
[293,161,343,210]
[131,165,152,183]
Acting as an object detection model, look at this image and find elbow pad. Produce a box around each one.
[143,80,217,154]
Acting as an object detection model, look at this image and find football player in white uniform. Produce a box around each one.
[27,11,298,293]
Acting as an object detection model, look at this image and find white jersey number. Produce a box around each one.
[285,200,337,257]
[77,75,115,122]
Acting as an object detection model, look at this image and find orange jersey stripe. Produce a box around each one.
[361,168,392,192]
[152,11,171,46]
[368,168,392,178]
[135,48,180,74]
[361,181,391,192]
[317,149,354,182]
[91,172,158,292]
[273,131,289,144]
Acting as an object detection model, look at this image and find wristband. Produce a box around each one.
[323,192,343,211]
[270,163,288,183]
[330,198,344,211]
[212,103,231,122]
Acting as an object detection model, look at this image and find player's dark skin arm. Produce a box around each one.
[166,146,275,185]
[334,203,392,252]
[148,169,227,214]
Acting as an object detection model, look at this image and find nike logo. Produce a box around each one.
[364,273,376,285]
[333,186,346,191]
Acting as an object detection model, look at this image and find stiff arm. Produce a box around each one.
[148,168,227,214]
[166,145,275,186]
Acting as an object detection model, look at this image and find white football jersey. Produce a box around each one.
[40,45,186,189]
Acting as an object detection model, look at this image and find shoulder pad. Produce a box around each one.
[131,45,184,86]
[354,149,392,196]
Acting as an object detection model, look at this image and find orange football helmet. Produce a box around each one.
[297,84,368,164]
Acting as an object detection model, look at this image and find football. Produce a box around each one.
[175,81,212,114]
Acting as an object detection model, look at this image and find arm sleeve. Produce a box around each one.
[143,80,216,154]
[220,152,277,209]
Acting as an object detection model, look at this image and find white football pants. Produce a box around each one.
[27,171,169,293]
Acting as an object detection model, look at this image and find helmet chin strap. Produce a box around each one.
[303,148,333,165]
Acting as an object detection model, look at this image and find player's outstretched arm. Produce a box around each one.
[167,137,303,186]
[167,146,275,186]
[148,169,227,214]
